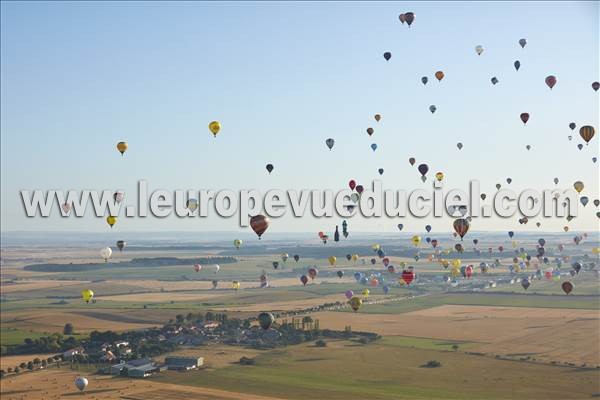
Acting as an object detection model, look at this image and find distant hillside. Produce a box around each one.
[23,256,237,272]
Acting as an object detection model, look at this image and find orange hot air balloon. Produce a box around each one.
[435,71,445,81]
[579,125,595,144]
[453,218,470,241]
[250,215,270,239]
[116,142,128,156]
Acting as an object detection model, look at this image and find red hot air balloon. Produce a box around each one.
[349,180,356,190]
[250,215,270,239]
[520,113,530,124]
[453,218,470,240]
[401,269,415,285]
[545,75,557,89]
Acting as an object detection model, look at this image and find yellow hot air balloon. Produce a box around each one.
[573,181,584,193]
[399,261,407,268]
[233,239,242,249]
[512,240,518,248]
[451,259,461,268]
[209,121,221,137]
[351,254,359,262]
[372,244,381,251]
[362,288,370,298]
[328,256,337,266]
[398,278,406,286]
[441,259,450,268]
[411,236,421,247]
[450,267,460,277]
[116,142,128,156]
[106,216,117,228]
[435,172,444,182]
[81,289,94,303]
[232,281,240,290]
[592,247,600,255]
[349,296,363,312]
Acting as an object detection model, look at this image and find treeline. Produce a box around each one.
[24,256,237,272]
[1,333,80,356]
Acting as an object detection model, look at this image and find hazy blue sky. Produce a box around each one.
[1,1,598,234]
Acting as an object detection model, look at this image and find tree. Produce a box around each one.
[175,314,184,324]
[315,339,327,347]
[0,370,5,378]
[452,344,459,352]
[27,361,34,371]
[63,323,74,335]
[41,359,48,367]
[19,362,26,369]
[14,367,20,373]
[7,367,13,373]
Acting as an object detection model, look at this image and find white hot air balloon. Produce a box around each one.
[475,45,484,55]
[74,376,88,392]
[100,247,112,262]
[214,264,220,274]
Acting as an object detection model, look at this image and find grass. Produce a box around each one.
[0,327,48,346]
[150,340,600,400]
[380,336,477,351]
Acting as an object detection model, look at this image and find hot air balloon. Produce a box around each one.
[250,215,270,239]
[520,113,529,124]
[521,278,530,290]
[371,143,378,152]
[573,181,584,193]
[402,269,415,285]
[300,275,308,286]
[308,267,318,280]
[266,163,274,174]
[349,296,362,312]
[272,261,279,270]
[74,376,88,392]
[208,121,221,137]
[579,126,595,144]
[457,142,463,150]
[519,38,527,48]
[378,168,384,175]
[411,235,421,247]
[234,239,242,249]
[194,264,201,272]
[593,82,600,91]
[81,289,94,303]
[397,224,404,231]
[491,77,499,85]
[116,240,126,251]
[561,281,573,295]
[106,216,117,228]
[435,71,444,81]
[421,76,428,85]
[475,45,484,55]
[113,191,124,203]
[383,52,392,61]
[545,75,557,89]
[374,114,381,122]
[325,138,335,150]
[328,256,337,266]
[404,12,415,26]
[337,270,344,278]
[116,142,128,156]
[569,122,576,130]
[425,225,432,233]
[257,312,275,330]
[514,60,521,71]
[213,264,220,273]
[453,218,470,240]
[186,199,198,212]
[581,197,589,207]
[418,164,429,182]
[429,105,437,114]
[367,127,374,136]
[100,247,112,262]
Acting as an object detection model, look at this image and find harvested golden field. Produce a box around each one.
[0,368,282,400]
[310,305,600,366]
[0,280,88,294]
[155,344,263,369]
[0,354,55,370]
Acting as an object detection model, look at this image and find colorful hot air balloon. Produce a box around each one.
[81,289,94,303]
[453,218,470,240]
[258,312,274,330]
[349,296,363,312]
[106,216,117,228]
[579,125,595,144]
[208,121,221,137]
[545,75,557,89]
[401,269,415,285]
[250,215,270,239]
[411,235,421,247]
[116,142,128,156]
[233,239,242,249]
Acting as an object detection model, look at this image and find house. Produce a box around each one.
[165,356,204,371]
[110,358,164,378]
[62,347,84,360]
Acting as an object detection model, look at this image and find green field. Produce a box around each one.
[151,339,600,400]
[0,327,48,346]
